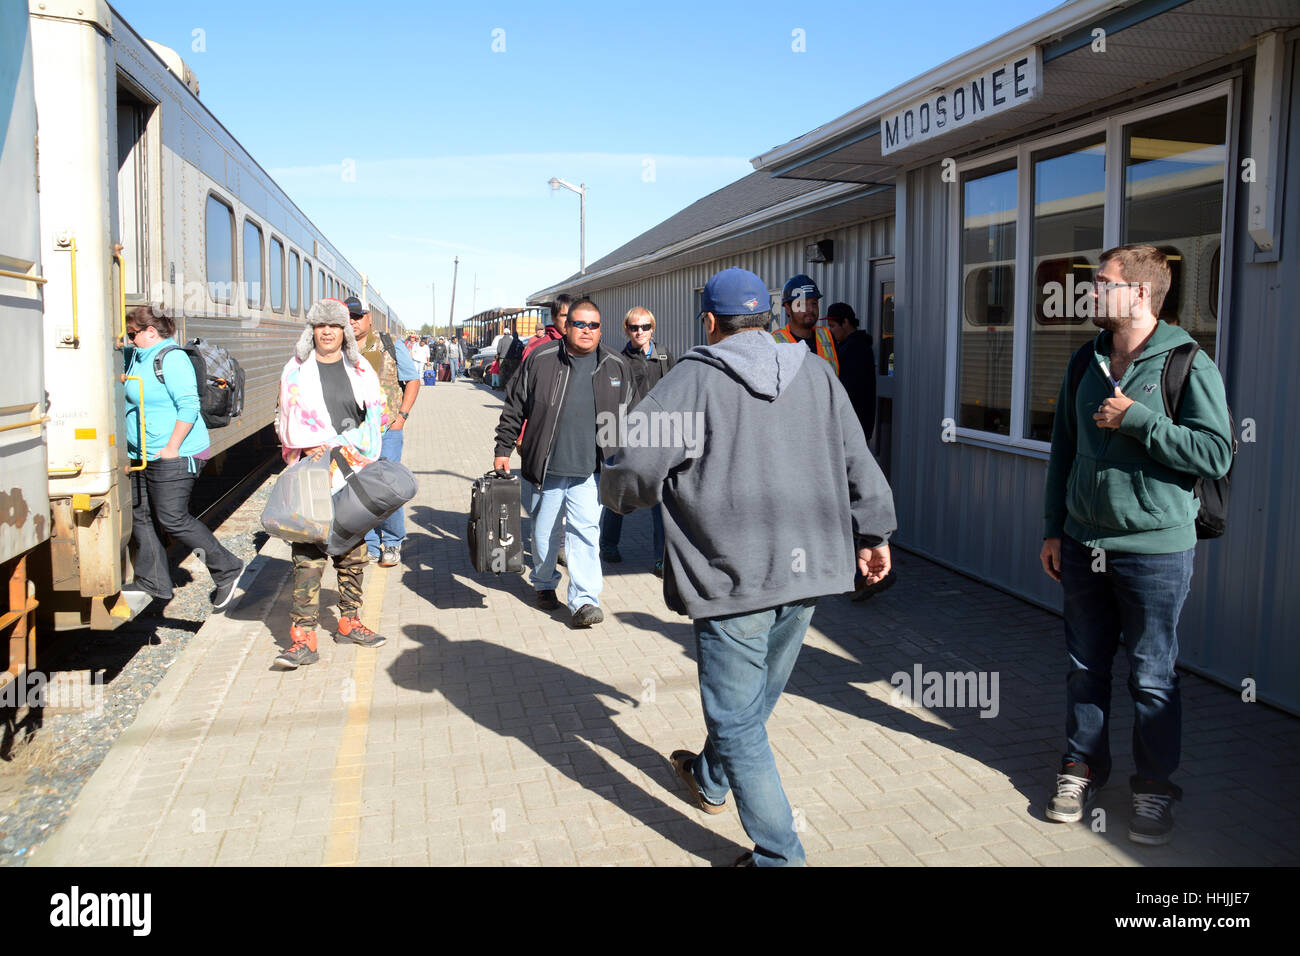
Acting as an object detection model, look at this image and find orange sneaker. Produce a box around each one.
[276,625,319,669]
[335,615,386,648]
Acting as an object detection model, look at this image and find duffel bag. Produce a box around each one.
[326,448,418,555]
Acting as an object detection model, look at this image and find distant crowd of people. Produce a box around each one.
[120,243,1232,866]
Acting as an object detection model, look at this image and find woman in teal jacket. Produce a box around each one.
[122,307,244,609]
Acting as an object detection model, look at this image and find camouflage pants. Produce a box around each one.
[290,540,368,629]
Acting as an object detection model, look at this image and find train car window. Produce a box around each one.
[289,249,300,314]
[304,260,312,307]
[319,271,325,302]
[270,237,285,311]
[1122,96,1228,358]
[1026,134,1105,441]
[205,194,235,302]
[958,162,1017,436]
[243,219,264,308]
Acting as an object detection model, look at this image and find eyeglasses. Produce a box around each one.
[126,329,140,341]
[570,320,600,330]
[626,323,653,332]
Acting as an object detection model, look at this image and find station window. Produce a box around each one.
[950,85,1230,447]
[270,237,285,311]
[243,219,263,308]
[205,194,235,302]
[289,249,300,314]
[957,161,1016,435]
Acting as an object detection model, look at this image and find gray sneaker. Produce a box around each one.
[379,546,400,568]
[1046,761,1100,823]
[1129,781,1180,845]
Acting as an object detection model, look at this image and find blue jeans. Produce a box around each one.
[598,504,665,561]
[691,600,816,867]
[1060,534,1194,791]
[365,427,406,556]
[448,355,459,381]
[529,472,601,613]
[129,456,242,600]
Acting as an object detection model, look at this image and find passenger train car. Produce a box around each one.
[6,0,402,632]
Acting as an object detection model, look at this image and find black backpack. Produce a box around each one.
[1067,341,1236,539]
[154,339,245,428]
[506,335,525,362]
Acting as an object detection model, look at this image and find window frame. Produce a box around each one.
[944,79,1237,456]
[205,191,237,305]
[288,248,300,314]
[269,235,286,312]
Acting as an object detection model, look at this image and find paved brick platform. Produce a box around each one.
[32,375,1300,866]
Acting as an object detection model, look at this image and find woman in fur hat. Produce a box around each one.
[274,298,386,669]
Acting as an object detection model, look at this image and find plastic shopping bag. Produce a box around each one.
[260,456,333,546]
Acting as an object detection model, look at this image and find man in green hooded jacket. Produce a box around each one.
[1040,244,1232,846]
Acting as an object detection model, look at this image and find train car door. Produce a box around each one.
[869,258,895,480]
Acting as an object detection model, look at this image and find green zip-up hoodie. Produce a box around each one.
[1044,320,1232,554]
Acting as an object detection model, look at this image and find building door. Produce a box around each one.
[869,258,895,480]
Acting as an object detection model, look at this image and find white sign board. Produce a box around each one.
[880,48,1042,155]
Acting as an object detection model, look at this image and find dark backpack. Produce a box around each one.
[154,339,245,428]
[506,335,525,362]
[1067,341,1236,539]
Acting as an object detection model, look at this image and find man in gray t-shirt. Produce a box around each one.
[493,300,631,627]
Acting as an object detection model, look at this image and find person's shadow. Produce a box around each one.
[390,623,745,864]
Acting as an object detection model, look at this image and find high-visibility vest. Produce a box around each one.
[773,325,839,376]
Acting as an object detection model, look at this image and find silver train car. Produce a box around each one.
[8,0,401,631]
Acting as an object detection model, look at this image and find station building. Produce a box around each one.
[530,0,1300,713]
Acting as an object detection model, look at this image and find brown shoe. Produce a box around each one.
[670,750,727,814]
[536,589,560,611]
[276,625,319,669]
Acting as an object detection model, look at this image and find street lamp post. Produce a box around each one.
[548,177,586,275]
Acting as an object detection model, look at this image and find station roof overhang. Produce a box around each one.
[752,0,1300,184]
[527,181,895,303]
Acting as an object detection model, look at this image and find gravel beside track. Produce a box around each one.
[0,469,280,866]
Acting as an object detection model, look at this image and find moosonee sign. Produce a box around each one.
[880,48,1042,156]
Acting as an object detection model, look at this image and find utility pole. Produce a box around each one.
[472,272,479,316]
[448,256,459,335]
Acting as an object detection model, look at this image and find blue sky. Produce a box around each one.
[119,0,1068,328]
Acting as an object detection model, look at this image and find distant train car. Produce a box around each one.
[14,0,401,630]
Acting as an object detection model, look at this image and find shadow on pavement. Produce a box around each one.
[390,622,746,864]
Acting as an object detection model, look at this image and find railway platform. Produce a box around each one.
[30,377,1300,867]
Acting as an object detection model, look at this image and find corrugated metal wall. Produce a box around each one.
[894,48,1300,714]
[570,218,894,359]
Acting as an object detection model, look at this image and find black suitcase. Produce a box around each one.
[467,470,524,574]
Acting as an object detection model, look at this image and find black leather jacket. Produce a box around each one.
[494,340,631,486]
[622,340,674,406]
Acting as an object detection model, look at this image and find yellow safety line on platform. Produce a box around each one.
[323,563,388,866]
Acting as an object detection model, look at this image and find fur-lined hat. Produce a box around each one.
[297,298,359,364]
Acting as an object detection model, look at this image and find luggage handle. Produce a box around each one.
[330,447,384,514]
[498,503,515,547]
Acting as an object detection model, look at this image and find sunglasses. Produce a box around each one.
[570,320,600,330]
[626,323,653,332]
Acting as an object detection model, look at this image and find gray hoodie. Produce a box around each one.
[600,328,896,619]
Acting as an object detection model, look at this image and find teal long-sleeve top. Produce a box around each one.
[124,339,211,461]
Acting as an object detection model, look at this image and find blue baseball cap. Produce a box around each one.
[782,274,822,304]
[699,267,771,319]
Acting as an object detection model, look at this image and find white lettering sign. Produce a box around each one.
[880,48,1042,155]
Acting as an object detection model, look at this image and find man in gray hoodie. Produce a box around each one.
[600,267,896,866]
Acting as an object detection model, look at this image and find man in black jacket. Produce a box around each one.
[599,306,672,573]
[493,299,631,626]
[825,302,876,442]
